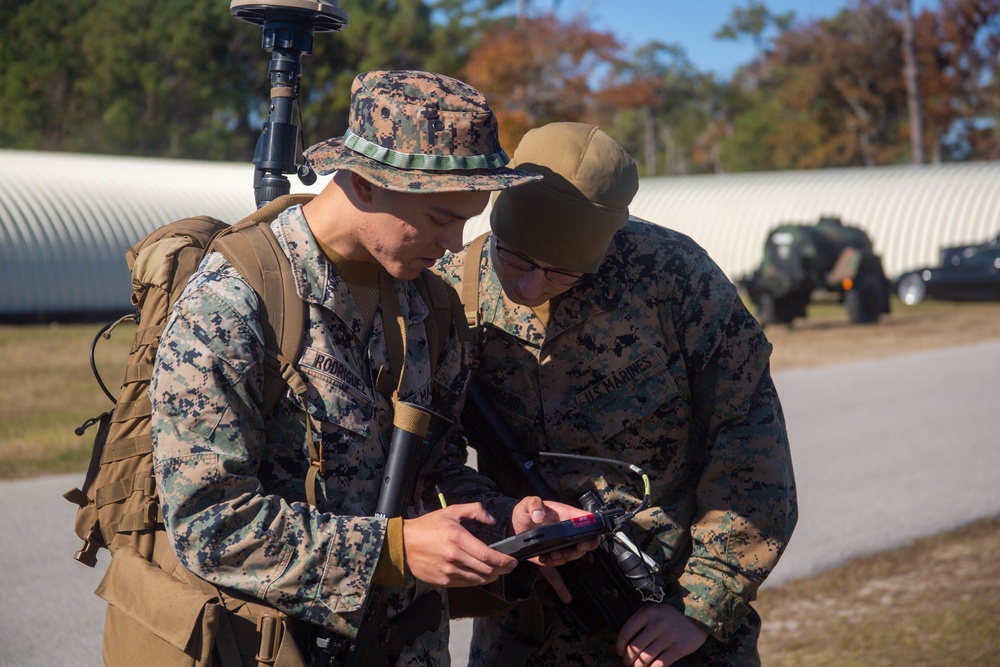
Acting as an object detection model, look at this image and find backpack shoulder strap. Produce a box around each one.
[375,269,467,402]
[228,193,316,232]
[213,193,328,505]
[462,232,490,328]
[211,193,315,416]
[376,269,408,401]
[418,268,469,371]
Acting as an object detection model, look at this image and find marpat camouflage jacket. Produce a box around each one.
[150,205,513,662]
[436,219,797,652]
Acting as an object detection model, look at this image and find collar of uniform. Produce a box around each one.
[273,206,430,337]
[477,260,547,349]
[544,235,631,341]
[477,234,631,345]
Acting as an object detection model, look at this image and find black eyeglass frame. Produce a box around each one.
[492,239,590,287]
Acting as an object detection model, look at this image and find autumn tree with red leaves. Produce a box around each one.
[459,12,620,150]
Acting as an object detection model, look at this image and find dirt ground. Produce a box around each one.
[761,300,1000,372]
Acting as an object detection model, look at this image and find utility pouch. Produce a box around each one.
[97,543,308,667]
[209,586,308,667]
[96,545,222,667]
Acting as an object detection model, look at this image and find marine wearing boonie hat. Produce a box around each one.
[304,70,540,193]
[490,122,639,274]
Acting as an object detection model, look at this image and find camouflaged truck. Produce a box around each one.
[739,216,891,326]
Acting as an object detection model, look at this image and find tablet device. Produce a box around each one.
[490,509,623,561]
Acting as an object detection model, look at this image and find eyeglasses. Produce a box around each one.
[493,241,589,286]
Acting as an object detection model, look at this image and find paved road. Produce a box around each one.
[3,340,999,666]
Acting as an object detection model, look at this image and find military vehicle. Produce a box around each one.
[739,216,891,326]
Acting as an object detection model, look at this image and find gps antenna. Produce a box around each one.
[231,1,349,207]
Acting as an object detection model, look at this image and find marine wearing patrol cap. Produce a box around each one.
[305,70,540,192]
[490,122,640,274]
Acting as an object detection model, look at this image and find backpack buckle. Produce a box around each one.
[256,613,284,664]
[72,525,103,567]
[144,500,159,526]
[74,539,100,568]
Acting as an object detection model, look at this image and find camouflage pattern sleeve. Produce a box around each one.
[150,254,384,636]
[668,261,798,641]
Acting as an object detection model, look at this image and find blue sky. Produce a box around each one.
[555,1,940,79]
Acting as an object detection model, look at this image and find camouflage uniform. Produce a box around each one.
[150,205,514,665]
[436,220,798,666]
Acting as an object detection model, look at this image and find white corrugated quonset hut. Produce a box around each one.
[3,149,1000,321]
[0,149,328,321]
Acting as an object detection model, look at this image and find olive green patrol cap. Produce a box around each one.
[304,70,540,193]
[491,122,639,273]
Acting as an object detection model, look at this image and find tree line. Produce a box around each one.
[2,0,999,175]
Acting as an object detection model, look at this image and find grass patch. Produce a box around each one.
[0,322,134,479]
[757,515,1000,666]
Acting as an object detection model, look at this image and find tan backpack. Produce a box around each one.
[65,193,316,667]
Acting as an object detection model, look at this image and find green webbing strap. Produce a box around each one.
[462,232,490,328]
[343,129,510,171]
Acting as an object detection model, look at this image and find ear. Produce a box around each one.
[349,171,377,205]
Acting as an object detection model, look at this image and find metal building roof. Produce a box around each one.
[0,150,324,319]
[3,149,999,320]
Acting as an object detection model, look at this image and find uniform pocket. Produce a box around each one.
[296,347,375,439]
[575,351,678,444]
[96,545,221,667]
[433,336,470,400]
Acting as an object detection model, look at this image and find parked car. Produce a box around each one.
[894,234,1000,305]
[938,232,1000,267]
[739,216,891,326]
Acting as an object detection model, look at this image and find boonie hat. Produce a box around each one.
[490,122,639,274]
[304,70,540,193]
